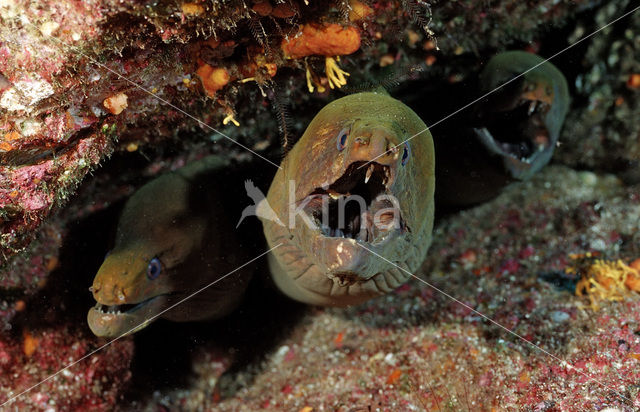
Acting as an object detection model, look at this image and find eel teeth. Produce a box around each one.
[95,303,124,315]
[365,164,374,184]
[528,101,537,116]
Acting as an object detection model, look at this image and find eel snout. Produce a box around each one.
[348,128,399,167]
[88,261,172,338]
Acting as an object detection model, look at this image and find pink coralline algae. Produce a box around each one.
[0,325,134,410]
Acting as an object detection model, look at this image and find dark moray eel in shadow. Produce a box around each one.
[87,155,259,338]
[435,51,570,207]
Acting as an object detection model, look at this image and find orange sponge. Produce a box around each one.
[196,64,231,97]
[281,23,360,59]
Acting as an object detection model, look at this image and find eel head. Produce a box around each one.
[475,51,569,180]
[287,116,428,287]
[87,225,198,338]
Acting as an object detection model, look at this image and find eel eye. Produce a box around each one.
[336,128,349,151]
[401,143,410,166]
[147,257,163,280]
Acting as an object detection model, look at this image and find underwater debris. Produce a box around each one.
[573,258,640,310]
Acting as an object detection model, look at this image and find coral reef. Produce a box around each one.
[2,0,640,410]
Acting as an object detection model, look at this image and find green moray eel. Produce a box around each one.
[475,50,569,180]
[436,51,569,206]
[88,156,253,338]
[261,91,435,306]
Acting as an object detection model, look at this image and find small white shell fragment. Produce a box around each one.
[0,77,55,112]
[39,21,60,36]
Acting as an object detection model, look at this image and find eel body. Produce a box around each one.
[261,91,435,306]
[436,51,569,206]
[88,156,252,338]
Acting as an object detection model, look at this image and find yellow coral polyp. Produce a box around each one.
[575,259,640,310]
[325,57,350,89]
[223,113,240,127]
[305,64,326,94]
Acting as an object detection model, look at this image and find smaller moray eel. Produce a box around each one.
[88,156,253,338]
[475,51,569,180]
[261,91,435,307]
[436,51,569,206]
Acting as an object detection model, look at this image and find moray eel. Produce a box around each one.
[474,51,569,180]
[261,91,435,306]
[436,51,569,206]
[88,156,252,338]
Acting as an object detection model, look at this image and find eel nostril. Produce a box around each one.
[355,136,368,145]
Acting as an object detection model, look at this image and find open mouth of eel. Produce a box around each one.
[475,96,552,163]
[87,294,172,337]
[301,161,407,245]
[91,294,167,316]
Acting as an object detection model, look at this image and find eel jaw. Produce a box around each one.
[298,161,408,284]
[87,294,170,338]
[475,95,554,180]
